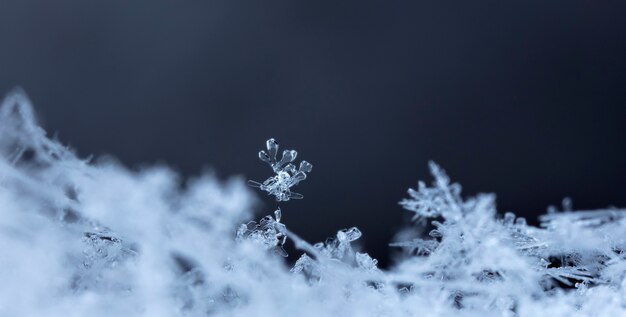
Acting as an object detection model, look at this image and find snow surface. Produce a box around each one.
[0,89,625,316]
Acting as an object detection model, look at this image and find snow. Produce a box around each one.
[1,89,625,316]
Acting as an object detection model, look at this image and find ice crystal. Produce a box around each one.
[248,138,312,201]
[291,226,381,289]
[355,252,379,270]
[236,208,288,257]
[313,227,363,263]
[290,253,322,282]
[389,238,439,256]
[399,161,463,221]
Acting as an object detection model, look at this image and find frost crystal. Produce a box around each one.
[399,161,463,221]
[389,238,439,256]
[248,138,312,201]
[292,226,381,287]
[313,227,364,263]
[236,208,288,257]
[355,252,379,270]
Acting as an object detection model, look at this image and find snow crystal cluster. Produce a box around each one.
[0,88,625,317]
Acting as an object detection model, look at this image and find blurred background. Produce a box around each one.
[1,1,625,267]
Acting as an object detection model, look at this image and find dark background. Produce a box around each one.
[1,1,625,267]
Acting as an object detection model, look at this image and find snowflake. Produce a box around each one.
[399,161,463,221]
[248,138,312,201]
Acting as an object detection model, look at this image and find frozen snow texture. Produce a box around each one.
[0,89,625,317]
